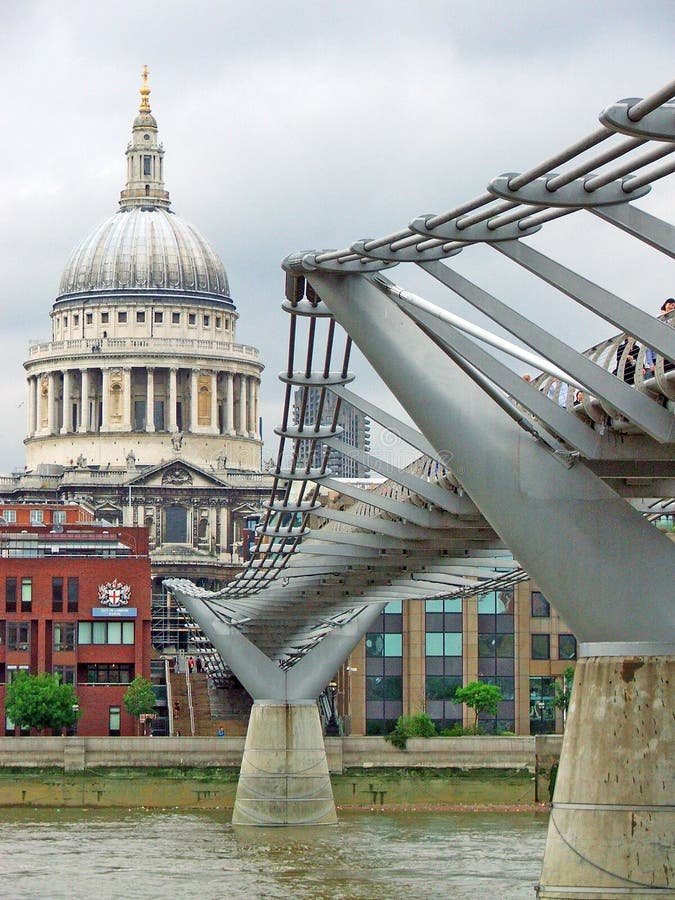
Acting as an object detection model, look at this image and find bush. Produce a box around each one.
[438,724,478,737]
[385,713,437,749]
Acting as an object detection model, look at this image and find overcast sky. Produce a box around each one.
[1,0,673,473]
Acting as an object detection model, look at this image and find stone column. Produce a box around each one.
[247,376,256,437]
[47,372,57,435]
[537,652,674,897]
[58,370,70,434]
[123,367,132,432]
[146,367,155,432]
[238,374,247,436]
[190,368,199,433]
[225,372,235,435]
[101,368,110,431]
[26,375,36,438]
[79,369,90,433]
[232,701,337,827]
[168,367,178,432]
[254,378,260,439]
[210,371,219,434]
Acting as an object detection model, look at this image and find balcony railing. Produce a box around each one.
[27,336,261,362]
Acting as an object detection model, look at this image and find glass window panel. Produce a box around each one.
[444,633,462,656]
[531,591,550,618]
[478,634,496,657]
[122,622,134,645]
[495,634,514,657]
[426,633,444,656]
[92,622,106,644]
[495,589,514,614]
[443,656,463,676]
[478,592,497,614]
[426,599,443,613]
[78,622,92,644]
[477,659,496,677]
[384,634,402,657]
[107,621,122,644]
[443,613,462,632]
[366,676,384,700]
[384,600,402,614]
[383,657,402,676]
[496,658,515,676]
[425,612,443,632]
[384,676,402,700]
[426,676,445,700]
[558,634,577,660]
[365,633,384,658]
[531,634,550,660]
[444,598,462,613]
[425,657,444,676]
[383,613,402,633]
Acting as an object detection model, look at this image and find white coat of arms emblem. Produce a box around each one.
[98,578,131,607]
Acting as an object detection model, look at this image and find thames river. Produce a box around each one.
[0,807,547,899]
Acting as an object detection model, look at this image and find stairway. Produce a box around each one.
[168,670,250,736]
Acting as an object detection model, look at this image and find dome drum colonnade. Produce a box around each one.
[24,66,262,471]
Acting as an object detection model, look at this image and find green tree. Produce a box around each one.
[553,666,575,728]
[123,676,156,734]
[453,681,503,733]
[5,672,80,734]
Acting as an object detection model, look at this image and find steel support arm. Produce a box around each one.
[307,270,675,645]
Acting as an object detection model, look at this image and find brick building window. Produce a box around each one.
[52,576,64,612]
[109,706,121,737]
[53,623,76,652]
[7,623,30,652]
[558,633,577,660]
[78,621,134,645]
[5,577,17,613]
[53,665,76,686]
[67,577,79,613]
[20,578,32,612]
[531,591,550,618]
[531,634,550,660]
[86,664,133,684]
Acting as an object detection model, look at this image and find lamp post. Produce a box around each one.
[325,681,340,736]
[72,704,79,736]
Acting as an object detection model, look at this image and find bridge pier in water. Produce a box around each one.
[232,700,337,826]
[538,651,674,898]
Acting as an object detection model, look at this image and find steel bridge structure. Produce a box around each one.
[168,79,674,896]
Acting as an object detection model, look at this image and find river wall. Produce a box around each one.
[0,735,562,808]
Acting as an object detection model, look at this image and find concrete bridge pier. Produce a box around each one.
[232,700,337,827]
[537,649,674,898]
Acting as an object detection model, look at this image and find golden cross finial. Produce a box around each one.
[139,65,151,113]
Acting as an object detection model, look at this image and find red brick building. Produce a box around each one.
[0,505,152,736]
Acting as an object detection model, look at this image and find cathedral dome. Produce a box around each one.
[57,207,230,299]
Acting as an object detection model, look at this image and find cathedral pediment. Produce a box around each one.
[125,459,232,489]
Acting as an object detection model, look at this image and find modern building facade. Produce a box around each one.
[341,580,577,736]
[0,506,152,737]
[292,388,370,478]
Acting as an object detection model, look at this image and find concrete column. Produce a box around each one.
[190,368,199,432]
[47,372,56,434]
[537,653,674,897]
[146,367,155,432]
[168,367,177,432]
[403,599,426,717]
[225,372,235,435]
[123,367,132,431]
[254,379,261,439]
[101,368,110,431]
[232,701,337,827]
[78,369,90,433]
[238,374,247,436]
[210,370,219,434]
[60,370,71,434]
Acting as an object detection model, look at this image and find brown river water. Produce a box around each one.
[0,807,548,899]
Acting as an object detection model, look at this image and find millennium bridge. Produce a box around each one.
[168,79,675,897]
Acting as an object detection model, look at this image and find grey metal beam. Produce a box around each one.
[329,384,441,461]
[416,260,675,443]
[323,437,480,513]
[590,204,675,258]
[493,241,675,358]
[313,505,454,541]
